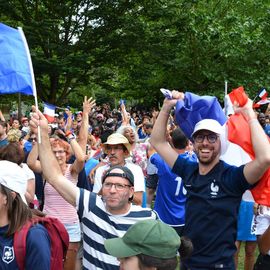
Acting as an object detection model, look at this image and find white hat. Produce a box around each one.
[0,161,28,204]
[191,119,222,137]
[103,133,131,153]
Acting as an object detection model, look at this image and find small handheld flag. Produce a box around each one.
[258,88,268,99]
[160,88,173,99]
[43,102,56,123]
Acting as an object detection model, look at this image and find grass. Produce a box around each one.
[237,244,259,270]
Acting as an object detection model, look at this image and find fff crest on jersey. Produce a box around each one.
[2,246,15,264]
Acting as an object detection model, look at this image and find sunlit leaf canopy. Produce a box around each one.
[1,0,270,108]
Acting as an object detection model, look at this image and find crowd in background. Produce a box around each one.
[1,95,270,270]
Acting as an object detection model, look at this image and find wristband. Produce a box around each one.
[68,135,76,144]
[65,130,72,137]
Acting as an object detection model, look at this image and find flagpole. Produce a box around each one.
[18,27,41,142]
[224,80,228,116]
[224,80,228,97]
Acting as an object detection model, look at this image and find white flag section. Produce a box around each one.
[258,88,267,99]
[43,103,56,123]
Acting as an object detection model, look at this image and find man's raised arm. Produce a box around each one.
[150,91,184,168]
[236,99,270,184]
[30,107,77,206]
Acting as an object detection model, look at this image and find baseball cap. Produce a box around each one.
[0,161,28,204]
[104,220,180,259]
[103,133,131,153]
[191,119,222,137]
[102,165,134,186]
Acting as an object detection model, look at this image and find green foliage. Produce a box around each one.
[1,0,270,106]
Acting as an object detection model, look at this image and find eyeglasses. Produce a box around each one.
[193,134,219,143]
[53,150,65,155]
[28,137,37,142]
[103,182,131,191]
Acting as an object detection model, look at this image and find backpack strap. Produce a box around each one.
[38,216,69,267]
[14,220,35,270]
[14,217,69,270]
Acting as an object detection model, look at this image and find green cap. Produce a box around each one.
[104,220,180,259]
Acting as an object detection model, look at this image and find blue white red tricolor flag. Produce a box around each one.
[0,23,36,96]
[253,88,269,108]
[174,86,270,207]
[258,88,268,99]
[43,102,56,123]
[253,98,270,108]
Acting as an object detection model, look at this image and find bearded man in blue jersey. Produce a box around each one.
[151,91,270,270]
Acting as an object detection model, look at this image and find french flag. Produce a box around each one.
[258,88,268,99]
[43,102,56,123]
[253,98,270,108]
[174,87,270,207]
[253,88,269,108]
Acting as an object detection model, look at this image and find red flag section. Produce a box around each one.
[228,86,248,107]
[227,87,270,206]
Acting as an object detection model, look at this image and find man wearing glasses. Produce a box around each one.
[151,91,270,270]
[93,133,145,206]
[29,109,156,270]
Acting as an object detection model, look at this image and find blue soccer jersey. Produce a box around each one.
[172,157,251,269]
[150,152,196,227]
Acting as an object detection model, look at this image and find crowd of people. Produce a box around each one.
[1,90,270,270]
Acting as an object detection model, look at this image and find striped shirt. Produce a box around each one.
[76,189,156,270]
[44,164,79,224]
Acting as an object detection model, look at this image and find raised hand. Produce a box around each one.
[162,90,185,113]
[83,96,96,115]
[233,98,257,121]
[29,106,49,135]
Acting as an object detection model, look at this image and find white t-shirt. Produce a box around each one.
[21,163,35,181]
[93,162,145,193]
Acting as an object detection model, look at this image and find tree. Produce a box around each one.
[1,0,270,107]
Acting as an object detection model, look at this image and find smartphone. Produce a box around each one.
[160,88,172,99]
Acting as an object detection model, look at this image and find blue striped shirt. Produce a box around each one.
[76,189,156,270]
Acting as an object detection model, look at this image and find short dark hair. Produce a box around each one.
[137,254,177,270]
[170,128,188,150]
[0,142,25,165]
[0,120,7,129]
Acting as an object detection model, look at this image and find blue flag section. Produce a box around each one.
[0,23,34,95]
[175,92,227,139]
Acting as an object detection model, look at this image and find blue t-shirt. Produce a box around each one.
[85,158,99,177]
[172,157,251,269]
[150,152,196,226]
[264,124,270,137]
[137,127,149,140]
[0,224,51,269]
[0,137,8,148]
